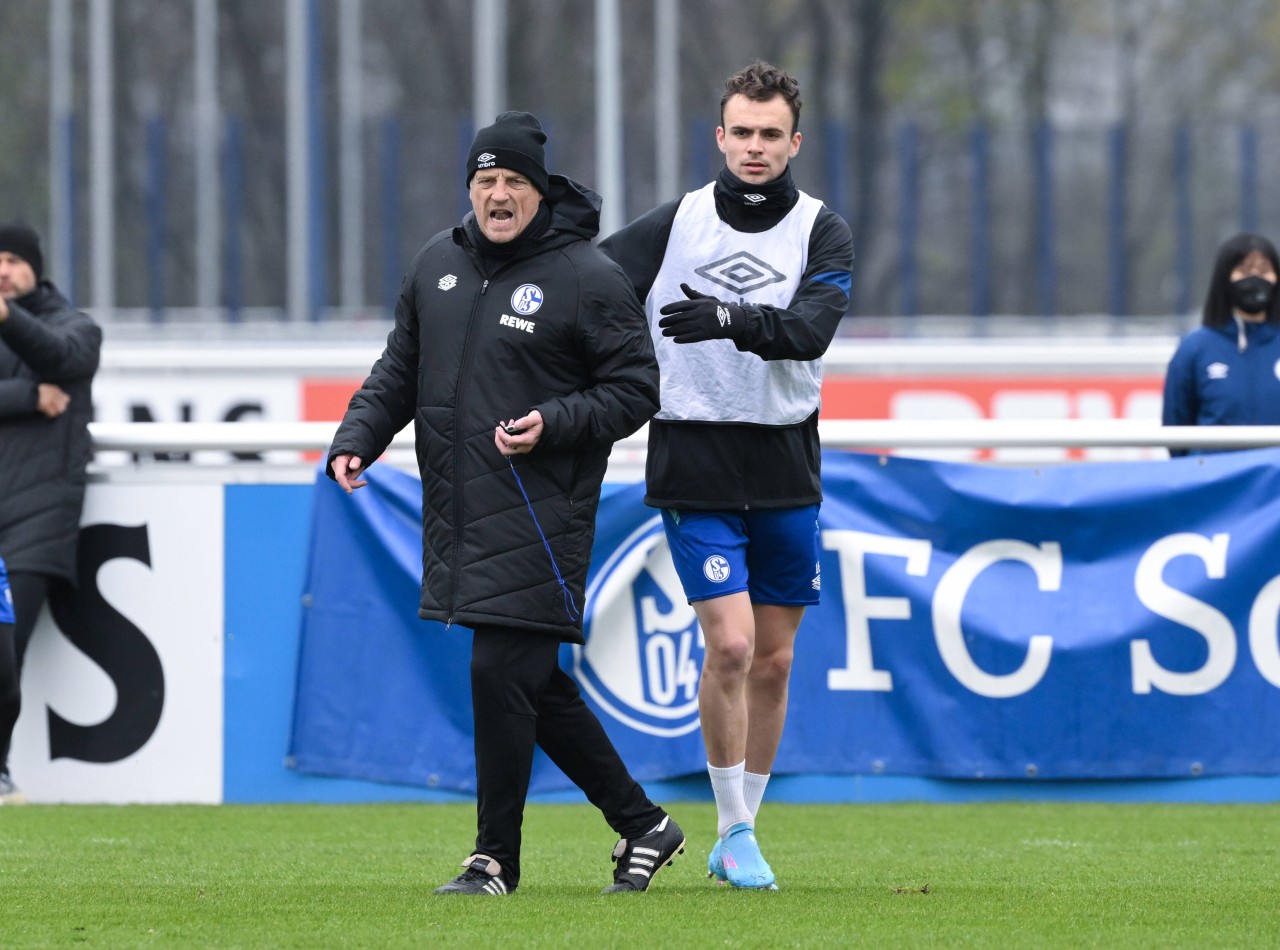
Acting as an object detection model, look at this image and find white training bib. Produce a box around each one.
[648,183,824,425]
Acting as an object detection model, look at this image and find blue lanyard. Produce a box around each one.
[504,457,580,622]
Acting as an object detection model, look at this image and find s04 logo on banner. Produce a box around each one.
[575,516,705,737]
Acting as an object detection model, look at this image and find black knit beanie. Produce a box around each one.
[0,223,43,279]
[466,111,550,196]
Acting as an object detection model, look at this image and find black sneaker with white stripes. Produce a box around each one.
[600,815,686,893]
[433,854,513,896]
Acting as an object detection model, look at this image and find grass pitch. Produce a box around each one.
[0,801,1273,948]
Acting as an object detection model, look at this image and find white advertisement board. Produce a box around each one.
[10,485,225,803]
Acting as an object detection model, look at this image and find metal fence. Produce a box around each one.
[35,114,1274,327]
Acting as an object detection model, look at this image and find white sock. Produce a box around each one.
[743,769,770,821]
[708,761,752,839]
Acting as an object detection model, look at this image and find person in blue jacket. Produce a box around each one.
[1162,232,1280,456]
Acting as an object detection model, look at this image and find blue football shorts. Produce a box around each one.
[659,505,821,606]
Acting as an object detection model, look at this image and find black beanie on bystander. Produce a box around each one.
[0,223,43,280]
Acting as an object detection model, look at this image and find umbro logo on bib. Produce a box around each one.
[695,251,786,296]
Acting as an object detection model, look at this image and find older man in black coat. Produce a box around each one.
[0,223,102,803]
[328,113,684,896]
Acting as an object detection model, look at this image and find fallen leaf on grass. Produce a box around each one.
[892,884,930,895]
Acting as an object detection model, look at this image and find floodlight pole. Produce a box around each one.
[89,0,116,319]
[49,0,74,294]
[655,0,680,200]
[285,0,311,322]
[194,0,221,316]
[595,0,623,236]
[338,0,364,313]
[472,0,507,125]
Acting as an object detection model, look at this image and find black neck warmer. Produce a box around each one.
[713,166,799,233]
[471,200,553,262]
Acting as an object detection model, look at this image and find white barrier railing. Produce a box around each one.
[87,420,1280,454]
[98,338,1180,377]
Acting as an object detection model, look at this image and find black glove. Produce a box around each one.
[657,283,748,344]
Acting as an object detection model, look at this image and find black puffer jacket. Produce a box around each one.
[328,177,658,642]
[0,281,102,581]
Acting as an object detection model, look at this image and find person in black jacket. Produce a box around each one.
[327,112,683,896]
[0,222,102,804]
[600,62,854,889]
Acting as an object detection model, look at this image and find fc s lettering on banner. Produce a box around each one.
[823,528,1280,699]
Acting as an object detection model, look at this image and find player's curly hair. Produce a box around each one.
[721,61,802,134]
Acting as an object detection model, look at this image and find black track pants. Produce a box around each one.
[0,572,53,772]
[469,624,663,887]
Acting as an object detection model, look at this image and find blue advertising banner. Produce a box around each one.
[290,449,1280,792]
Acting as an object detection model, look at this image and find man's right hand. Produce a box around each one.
[657,282,748,344]
[331,453,368,493]
[36,383,70,418]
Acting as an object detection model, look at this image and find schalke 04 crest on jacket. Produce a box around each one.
[511,283,544,315]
